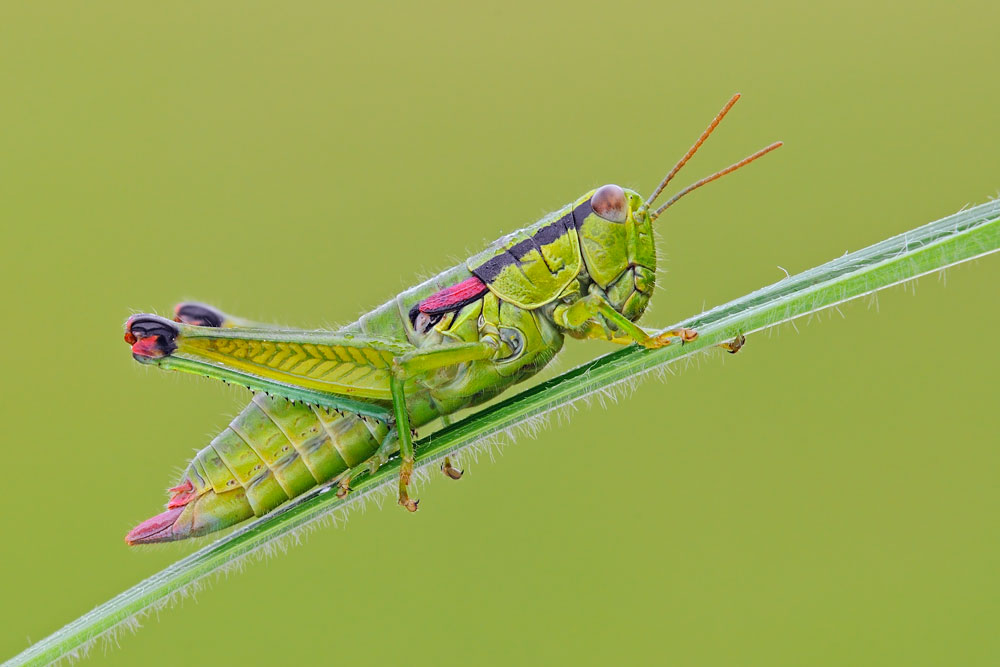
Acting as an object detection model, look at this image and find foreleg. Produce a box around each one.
[553,294,696,348]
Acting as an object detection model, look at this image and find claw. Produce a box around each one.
[719,333,746,354]
[645,327,699,349]
[673,327,699,343]
[400,497,419,512]
[124,314,179,361]
[441,457,463,480]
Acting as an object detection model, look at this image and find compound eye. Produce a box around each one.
[591,184,627,222]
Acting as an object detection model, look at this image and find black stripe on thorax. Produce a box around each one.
[473,199,592,282]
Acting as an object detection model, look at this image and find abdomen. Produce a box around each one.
[139,265,563,542]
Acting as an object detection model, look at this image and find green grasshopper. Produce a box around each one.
[123,94,780,544]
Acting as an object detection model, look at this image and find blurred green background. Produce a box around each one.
[2,1,998,665]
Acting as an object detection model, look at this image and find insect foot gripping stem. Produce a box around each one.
[124,314,179,362]
[441,457,463,480]
[644,327,699,349]
[719,333,746,354]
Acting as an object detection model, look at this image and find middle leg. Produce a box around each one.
[336,339,501,510]
[386,339,502,510]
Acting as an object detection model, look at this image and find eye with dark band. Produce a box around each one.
[590,184,628,222]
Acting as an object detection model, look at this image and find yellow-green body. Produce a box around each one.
[163,188,659,539]
[125,95,779,543]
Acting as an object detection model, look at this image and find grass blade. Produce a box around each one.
[6,199,999,666]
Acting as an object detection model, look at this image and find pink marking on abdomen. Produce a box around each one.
[166,479,197,508]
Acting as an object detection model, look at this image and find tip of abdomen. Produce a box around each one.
[125,506,187,545]
[126,483,255,545]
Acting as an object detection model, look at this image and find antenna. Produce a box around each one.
[640,93,782,221]
[641,93,741,215]
[649,141,783,221]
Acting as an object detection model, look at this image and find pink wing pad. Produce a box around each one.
[417,276,488,315]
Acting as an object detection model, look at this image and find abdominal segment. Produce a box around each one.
[127,394,385,544]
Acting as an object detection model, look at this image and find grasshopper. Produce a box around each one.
[123,94,780,544]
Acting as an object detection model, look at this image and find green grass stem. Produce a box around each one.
[7,199,999,666]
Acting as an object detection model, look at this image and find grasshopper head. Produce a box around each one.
[581,95,782,323]
[576,184,657,322]
[594,94,783,321]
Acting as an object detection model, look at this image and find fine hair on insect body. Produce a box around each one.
[122,93,780,544]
